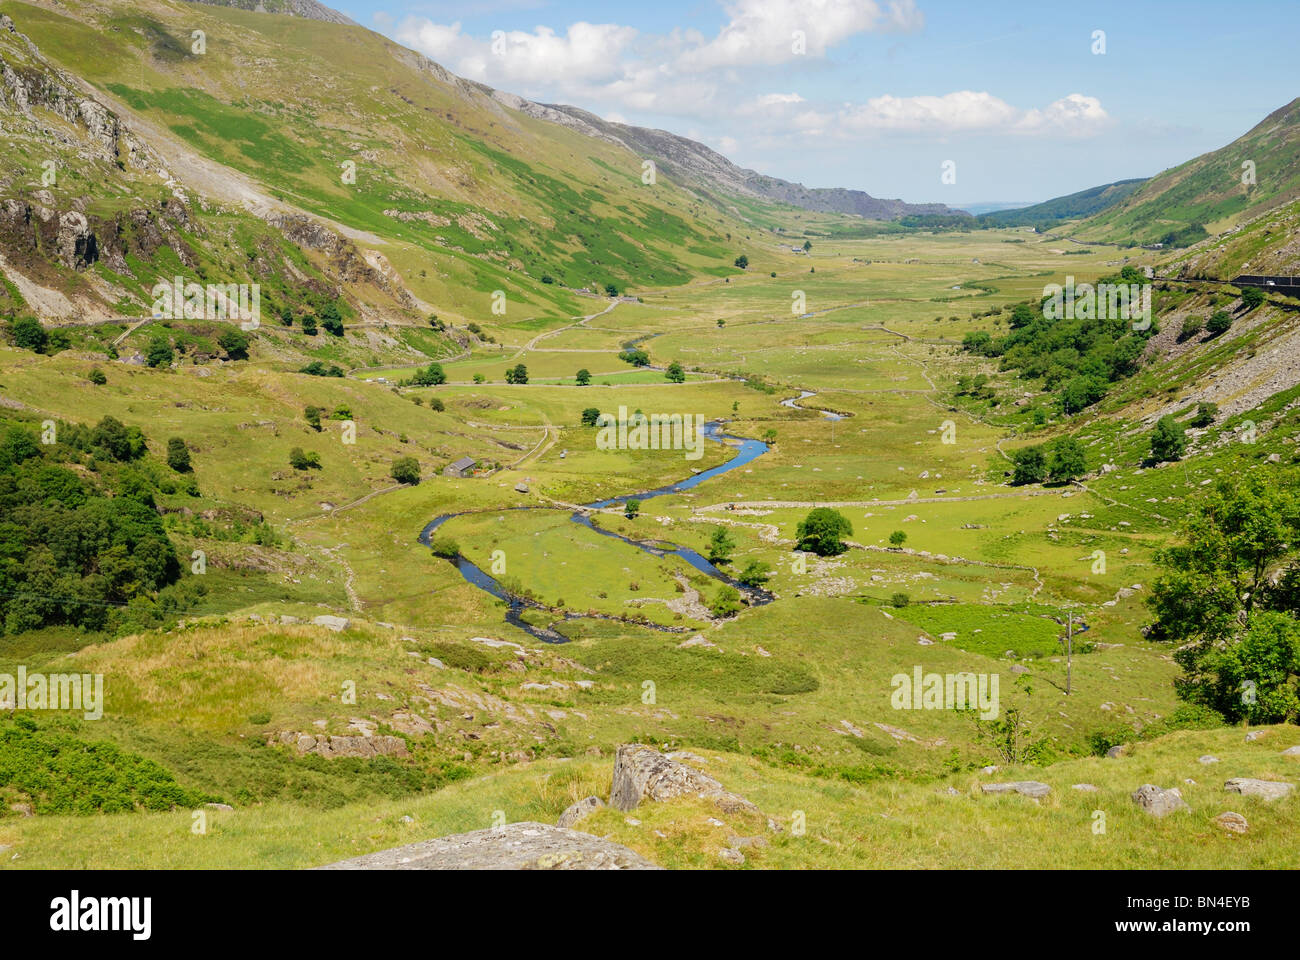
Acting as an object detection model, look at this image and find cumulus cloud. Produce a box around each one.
[810,91,1109,136]
[678,0,924,70]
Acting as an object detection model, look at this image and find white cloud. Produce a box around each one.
[818,91,1109,136]
[678,0,923,70]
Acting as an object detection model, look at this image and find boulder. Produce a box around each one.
[1106,744,1128,758]
[981,781,1050,799]
[1281,746,1300,757]
[556,795,605,830]
[317,822,660,870]
[1131,784,1190,817]
[1197,755,1220,765]
[1223,778,1294,801]
[311,615,350,632]
[1071,783,1099,792]
[609,744,759,815]
[1244,730,1267,742]
[1213,812,1249,835]
[718,847,745,865]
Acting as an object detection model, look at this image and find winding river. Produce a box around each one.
[419,398,841,643]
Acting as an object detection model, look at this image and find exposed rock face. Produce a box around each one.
[556,795,604,829]
[272,731,408,759]
[310,614,350,632]
[182,0,359,26]
[981,781,1051,799]
[316,822,660,870]
[1224,778,1294,801]
[609,744,759,815]
[1131,784,1190,817]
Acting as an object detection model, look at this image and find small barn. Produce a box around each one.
[443,456,476,478]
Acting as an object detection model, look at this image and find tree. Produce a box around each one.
[1150,416,1186,463]
[890,592,910,608]
[889,530,907,549]
[802,240,812,252]
[429,397,445,412]
[1060,375,1106,414]
[796,507,852,556]
[507,363,528,384]
[619,348,650,366]
[733,255,748,269]
[218,328,250,360]
[411,363,446,386]
[762,428,777,444]
[88,367,107,385]
[1179,316,1204,341]
[145,336,173,368]
[710,584,742,618]
[604,282,619,297]
[10,317,47,352]
[390,456,420,485]
[738,559,771,587]
[1207,310,1233,336]
[623,499,640,520]
[166,437,191,472]
[289,447,321,470]
[1009,303,1036,329]
[576,368,591,386]
[1147,470,1300,721]
[279,305,294,326]
[1240,286,1265,311]
[581,407,602,427]
[319,301,344,336]
[305,406,322,431]
[429,536,460,559]
[707,527,735,565]
[665,361,686,383]
[1190,402,1218,428]
[1047,436,1087,483]
[1010,445,1047,485]
[92,416,145,461]
[301,315,318,336]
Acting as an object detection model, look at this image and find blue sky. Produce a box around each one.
[330,0,1299,205]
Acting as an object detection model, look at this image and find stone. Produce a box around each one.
[1213,812,1249,834]
[1197,755,1220,765]
[981,781,1050,799]
[1131,784,1190,817]
[1071,783,1099,792]
[1010,664,1030,675]
[718,847,745,865]
[317,822,660,870]
[1106,744,1128,758]
[1223,778,1294,801]
[1244,730,1267,742]
[609,744,760,815]
[556,795,605,830]
[204,802,234,811]
[1281,746,1300,757]
[311,615,350,632]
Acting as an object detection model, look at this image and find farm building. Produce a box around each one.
[443,456,476,478]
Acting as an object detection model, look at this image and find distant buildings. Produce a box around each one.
[443,456,476,478]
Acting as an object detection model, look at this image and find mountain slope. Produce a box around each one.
[977,178,1146,227]
[501,98,962,220]
[1074,98,1300,245]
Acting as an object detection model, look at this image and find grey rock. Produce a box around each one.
[1106,744,1129,758]
[1197,755,1220,765]
[718,847,745,865]
[1213,811,1249,834]
[1281,746,1300,757]
[1224,778,1294,801]
[1131,784,1190,817]
[556,796,604,829]
[1244,730,1267,742]
[1071,783,1099,792]
[981,781,1050,799]
[609,744,759,815]
[311,615,350,632]
[316,822,660,870]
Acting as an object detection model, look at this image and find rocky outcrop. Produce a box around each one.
[981,781,1051,799]
[556,795,604,829]
[609,744,759,815]
[271,731,408,759]
[316,822,660,870]
[1131,784,1190,817]
[1224,778,1294,801]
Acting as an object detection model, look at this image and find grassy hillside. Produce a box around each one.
[1075,98,1300,246]
[979,179,1147,228]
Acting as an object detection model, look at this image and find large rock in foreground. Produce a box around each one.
[317,822,659,870]
[1131,784,1190,817]
[610,744,759,814]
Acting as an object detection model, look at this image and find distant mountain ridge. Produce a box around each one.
[978,178,1147,227]
[182,0,356,26]
[493,97,962,221]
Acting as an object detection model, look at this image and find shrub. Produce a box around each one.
[166,437,192,472]
[390,456,420,485]
[289,447,321,470]
[796,507,852,556]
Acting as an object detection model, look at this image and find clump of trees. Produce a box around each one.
[665,361,686,383]
[796,507,852,556]
[504,364,528,384]
[1149,416,1186,463]
[390,456,420,485]
[289,447,322,470]
[1009,435,1087,485]
[409,362,446,386]
[299,361,344,378]
[1147,469,1300,723]
[619,348,650,367]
